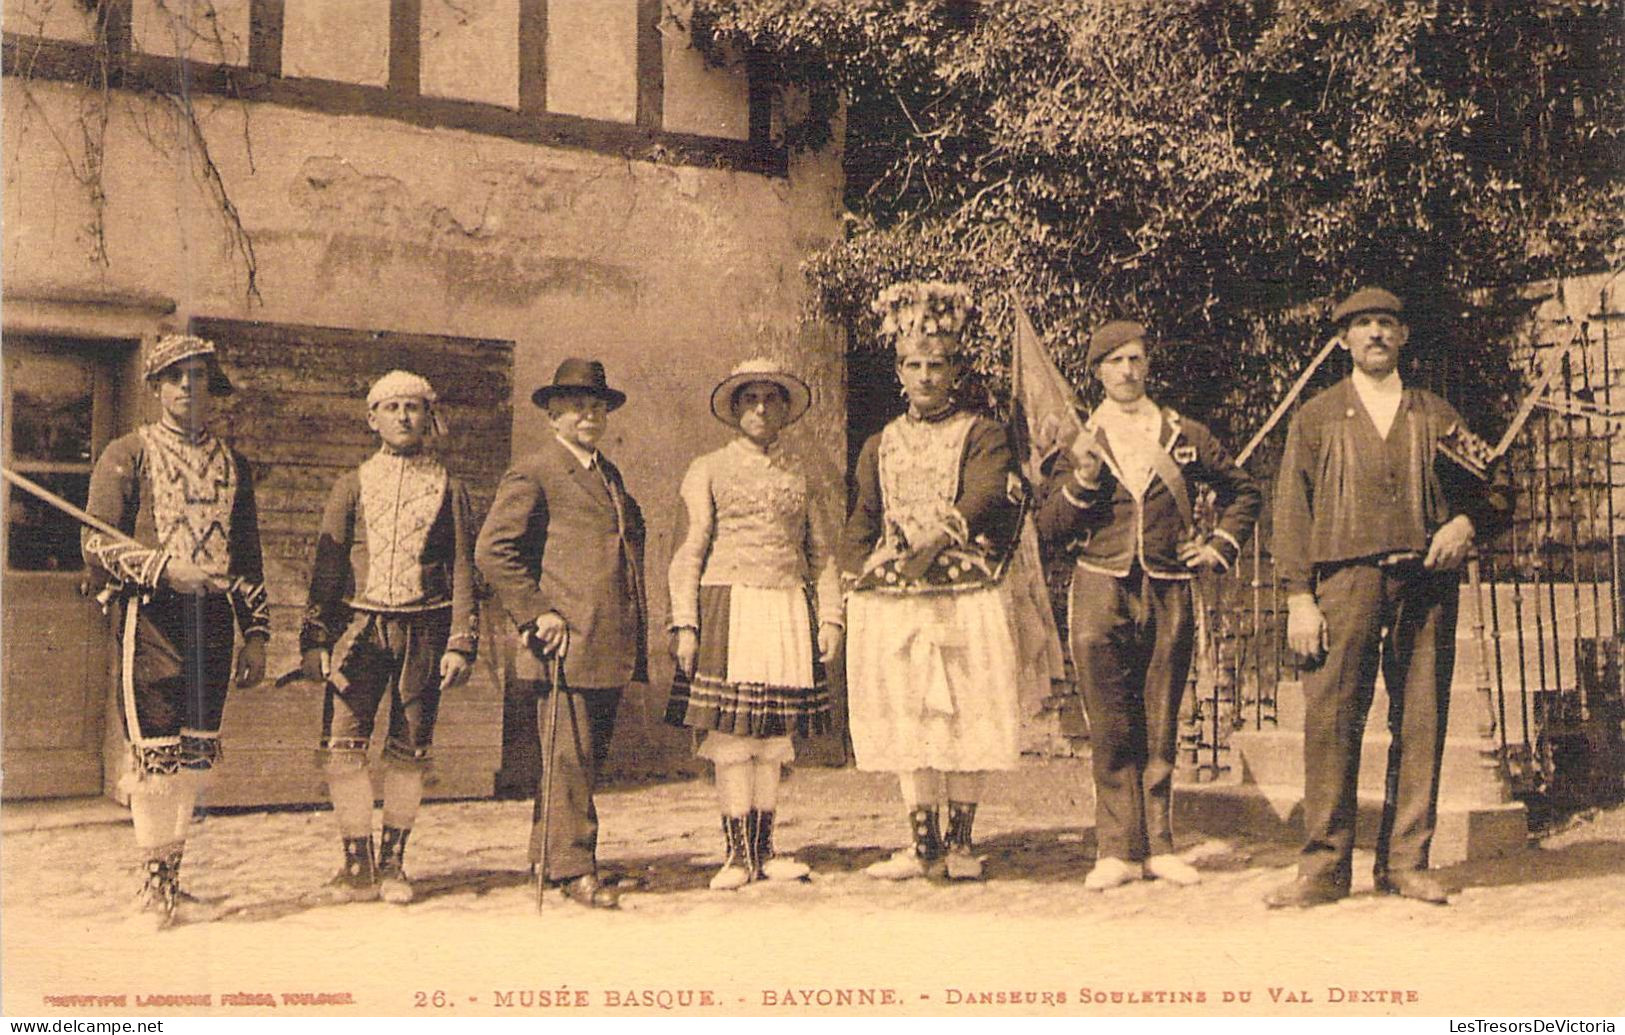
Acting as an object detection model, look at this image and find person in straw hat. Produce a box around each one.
[839,281,1028,882]
[299,369,478,906]
[665,359,844,890]
[82,333,271,928]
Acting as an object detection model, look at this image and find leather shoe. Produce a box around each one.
[1375,870,1450,905]
[1263,876,1348,909]
[559,874,620,910]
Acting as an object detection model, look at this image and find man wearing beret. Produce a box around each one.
[476,358,646,910]
[1266,287,1499,908]
[1036,321,1261,891]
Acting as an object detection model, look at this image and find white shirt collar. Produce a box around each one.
[1351,368,1404,438]
[1095,396,1162,438]
[1352,367,1403,396]
[555,433,598,469]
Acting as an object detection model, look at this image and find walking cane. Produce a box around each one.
[535,630,568,914]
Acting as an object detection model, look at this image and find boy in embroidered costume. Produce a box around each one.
[1034,320,1260,891]
[300,370,477,904]
[666,359,844,889]
[839,282,1031,881]
[83,334,271,928]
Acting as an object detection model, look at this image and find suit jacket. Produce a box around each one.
[1035,406,1261,580]
[476,435,647,688]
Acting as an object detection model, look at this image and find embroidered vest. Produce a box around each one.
[358,451,447,606]
[877,411,974,553]
[139,424,236,578]
[854,412,1018,594]
[704,441,814,587]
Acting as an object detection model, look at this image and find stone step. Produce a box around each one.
[1172,781,1528,867]
[1231,579,1612,702]
[1229,728,1512,808]
[1260,679,1509,742]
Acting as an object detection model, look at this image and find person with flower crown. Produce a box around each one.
[299,370,478,906]
[665,359,844,890]
[82,333,272,928]
[839,281,1028,881]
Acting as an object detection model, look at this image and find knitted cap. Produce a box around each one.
[368,369,438,408]
[367,369,446,436]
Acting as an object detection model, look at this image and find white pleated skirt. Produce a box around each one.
[845,585,1021,772]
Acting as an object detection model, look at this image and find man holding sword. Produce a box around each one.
[81,333,271,928]
[476,358,646,911]
[1035,320,1260,892]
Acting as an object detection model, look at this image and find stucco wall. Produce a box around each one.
[3,77,846,780]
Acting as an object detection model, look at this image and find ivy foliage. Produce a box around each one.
[689,0,1623,442]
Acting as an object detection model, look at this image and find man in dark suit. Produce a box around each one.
[1035,320,1261,891]
[1265,287,1500,908]
[476,358,646,910]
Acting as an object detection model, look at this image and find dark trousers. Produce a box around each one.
[117,591,236,774]
[320,609,450,766]
[1300,562,1458,885]
[522,680,622,881]
[1070,567,1194,862]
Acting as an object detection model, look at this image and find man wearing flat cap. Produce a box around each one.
[476,358,646,909]
[82,333,271,928]
[1036,320,1260,892]
[1266,287,1501,909]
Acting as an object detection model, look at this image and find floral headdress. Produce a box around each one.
[872,281,974,353]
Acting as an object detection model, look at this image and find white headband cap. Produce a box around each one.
[368,370,437,408]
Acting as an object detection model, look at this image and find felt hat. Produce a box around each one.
[1085,320,1149,368]
[143,334,233,395]
[530,358,627,411]
[1330,286,1404,324]
[709,358,812,428]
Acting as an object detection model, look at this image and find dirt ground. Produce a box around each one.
[3,761,1623,1019]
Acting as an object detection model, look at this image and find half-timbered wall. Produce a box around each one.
[2,2,847,803]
